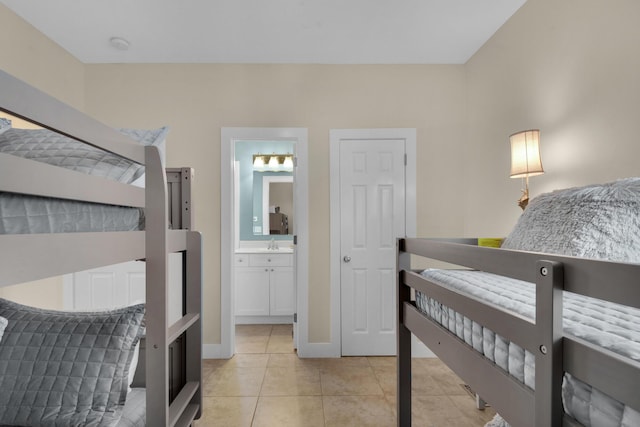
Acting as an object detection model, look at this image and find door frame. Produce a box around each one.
[221,127,309,359]
[330,129,417,357]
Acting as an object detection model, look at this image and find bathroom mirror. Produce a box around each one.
[254,174,293,235]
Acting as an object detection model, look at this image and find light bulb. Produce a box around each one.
[283,156,294,169]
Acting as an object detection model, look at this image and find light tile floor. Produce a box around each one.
[194,324,495,426]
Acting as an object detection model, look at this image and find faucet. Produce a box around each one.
[268,238,278,250]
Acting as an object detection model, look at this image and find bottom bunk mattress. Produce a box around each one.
[0,192,144,234]
[415,269,640,427]
[117,388,146,427]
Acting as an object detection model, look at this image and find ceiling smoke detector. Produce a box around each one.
[109,37,130,51]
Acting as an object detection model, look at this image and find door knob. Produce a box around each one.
[343,255,351,263]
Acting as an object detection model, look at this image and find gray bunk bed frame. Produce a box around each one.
[397,237,640,427]
[0,70,202,427]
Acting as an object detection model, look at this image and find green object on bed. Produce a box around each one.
[478,238,503,248]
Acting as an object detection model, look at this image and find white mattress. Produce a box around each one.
[0,192,143,234]
[416,269,640,427]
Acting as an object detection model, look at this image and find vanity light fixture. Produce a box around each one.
[510,129,544,210]
[253,153,293,172]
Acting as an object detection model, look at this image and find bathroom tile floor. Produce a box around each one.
[194,324,496,426]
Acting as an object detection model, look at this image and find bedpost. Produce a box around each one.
[397,238,412,427]
[185,230,203,419]
[535,260,564,427]
[145,145,171,426]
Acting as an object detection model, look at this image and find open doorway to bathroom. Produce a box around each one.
[221,128,309,359]
[233,139,296,354]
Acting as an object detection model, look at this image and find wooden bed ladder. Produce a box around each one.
[146,151,203,426]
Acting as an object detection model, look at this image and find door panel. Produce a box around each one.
[340,139,405,356]
[270,267,295,316]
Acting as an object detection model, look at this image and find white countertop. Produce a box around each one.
[235,247,294,254]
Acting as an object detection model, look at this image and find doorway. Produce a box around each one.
[221,127,309,359]
[330,129,417,356]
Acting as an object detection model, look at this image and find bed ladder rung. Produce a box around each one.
[175,403,200,427]
[168,312,200,343]
[169,381,200,427]
[173,404,199,427]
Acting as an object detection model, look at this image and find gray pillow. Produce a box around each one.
[0,316,6,343]
[0,126,168,184]
[501,178,640,263]
[0,118,10,135]
[0,299,145,426]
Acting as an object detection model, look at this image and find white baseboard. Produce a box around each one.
[204,335,435,360]
[296,342,340,358]
[203,344,230,359]
[235,315,293,325]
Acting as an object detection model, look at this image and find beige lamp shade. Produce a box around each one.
[510,129,544,178]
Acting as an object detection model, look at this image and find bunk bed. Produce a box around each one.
[397,178,640,427]
[0,69,202,426]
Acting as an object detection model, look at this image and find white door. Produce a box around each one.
[64,256,184,324]
[340,139,406,356]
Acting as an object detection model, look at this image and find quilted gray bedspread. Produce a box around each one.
[0,299,145,426]
[416,269,640,427]
[0,192,143,234]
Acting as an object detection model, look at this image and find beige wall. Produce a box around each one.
[0,5,84,108]
[0,5,85,309]
[83,64,468,343]
[464,0,640,236]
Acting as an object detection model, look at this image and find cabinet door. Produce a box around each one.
[235,268,270,316]
[269,267,295,316]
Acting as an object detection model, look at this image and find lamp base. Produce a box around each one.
[517,189,529,210]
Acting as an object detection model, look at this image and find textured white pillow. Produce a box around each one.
[119,127,168,188]
[502,178,640,263]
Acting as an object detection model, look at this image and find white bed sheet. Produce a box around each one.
[416,269,640,427]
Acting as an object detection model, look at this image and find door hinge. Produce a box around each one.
[293,235,298,245]
[404,153,407,165]
[294,313,297,322]
[293,156,298,167]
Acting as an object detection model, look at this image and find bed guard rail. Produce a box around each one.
[397,237,640,427]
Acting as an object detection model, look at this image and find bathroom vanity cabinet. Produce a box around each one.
[235,252,294,323]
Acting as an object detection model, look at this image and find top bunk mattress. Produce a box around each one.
[0,192,143,234]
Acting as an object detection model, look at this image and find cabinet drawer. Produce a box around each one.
[234,254,250,266]
[249,254,292,267]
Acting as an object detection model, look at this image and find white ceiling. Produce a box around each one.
[1,0,526,64]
